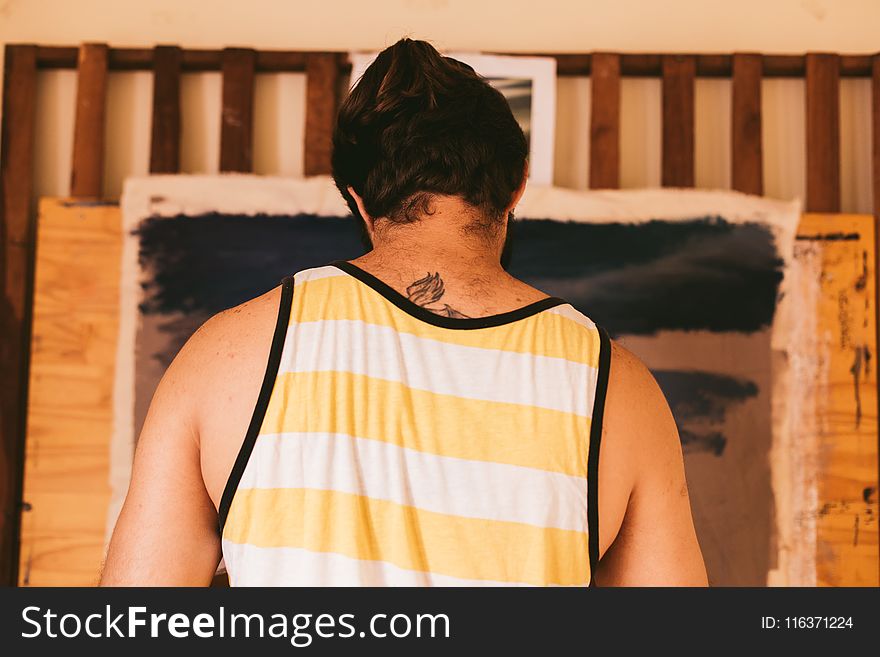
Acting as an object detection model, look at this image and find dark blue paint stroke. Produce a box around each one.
[134,213,364,317]
[135,212,785,339]
[653,370,760,456]
[505,216,784,335]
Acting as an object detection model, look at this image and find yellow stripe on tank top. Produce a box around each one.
[261,371,590,477]
[224,487,590,586]
[290,276,601,366]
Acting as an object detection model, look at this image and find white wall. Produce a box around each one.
[2,0,878,210]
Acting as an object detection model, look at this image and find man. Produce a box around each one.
[101,38,707,586]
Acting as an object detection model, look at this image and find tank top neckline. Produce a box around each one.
[329,260,568,330]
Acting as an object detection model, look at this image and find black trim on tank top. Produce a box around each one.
[587,324,612,586]
[330,260,567,330]
[217,275,295,534]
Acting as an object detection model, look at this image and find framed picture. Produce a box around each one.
[349,51,557,185]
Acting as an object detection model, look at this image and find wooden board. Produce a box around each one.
[799,213,879,586]
[18,199,121,586]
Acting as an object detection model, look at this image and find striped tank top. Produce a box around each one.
[218,261,611,586]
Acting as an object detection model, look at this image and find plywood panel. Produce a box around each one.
[18,198,121,586]
[798,213,879,586]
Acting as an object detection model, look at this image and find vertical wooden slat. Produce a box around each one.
[589,53,621,189]
[304,52,340,176]
[731,53,764,195]
[219,48,255,173]
[805,53,841,213]
[150,45,181,174]
[0,44,38,587]
[70,43,108,198]
[661,55,695,187]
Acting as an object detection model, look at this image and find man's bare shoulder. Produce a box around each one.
[608,340,659,397]
[596,339,707,584]
[180,281,284,410]
[594,339,684,555]
[183,284,283,360]
[603,339,680,468]
[162,283,287,503]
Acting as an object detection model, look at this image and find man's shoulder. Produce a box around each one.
[604,339,677,446]
[164,283,287,424]
[600,339,682,486]
[607,340,658,398]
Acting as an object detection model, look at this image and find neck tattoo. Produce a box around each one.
[405,272,472,318]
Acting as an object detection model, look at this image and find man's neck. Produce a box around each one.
[348,207,547,318]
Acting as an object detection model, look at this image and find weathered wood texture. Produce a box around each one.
[798,213,879,586]
[872,55,880,578]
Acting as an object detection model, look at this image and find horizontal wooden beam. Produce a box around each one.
[34,46,310,73]
[20,45,879,78]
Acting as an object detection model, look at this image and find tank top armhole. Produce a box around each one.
[587,324,612,586]
[216,276,295,535]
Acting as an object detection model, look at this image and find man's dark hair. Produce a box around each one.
[331,38,529,235]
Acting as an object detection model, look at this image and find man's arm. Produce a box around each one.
[99,319,222,586]
[593,341,708,586]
